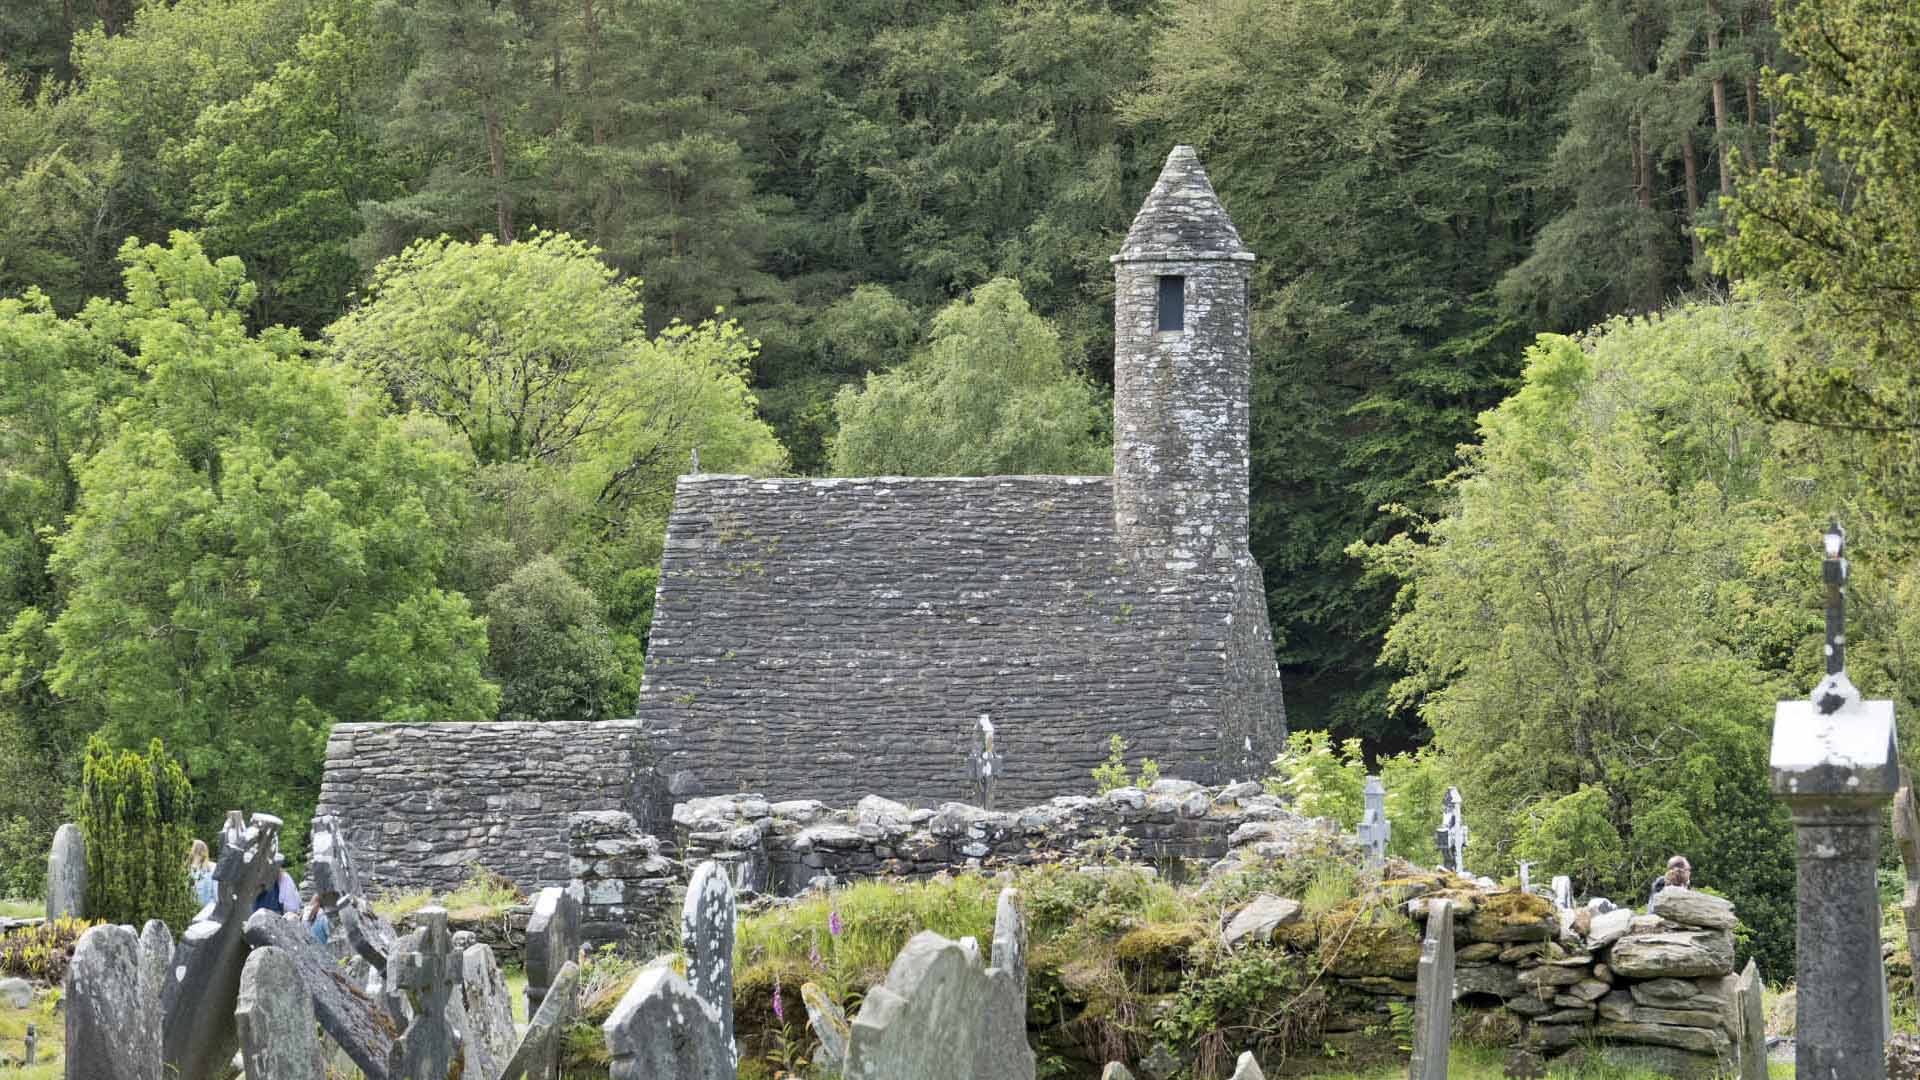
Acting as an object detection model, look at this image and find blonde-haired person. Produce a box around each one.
[187,838,217,908]
[1648,854,1692,910]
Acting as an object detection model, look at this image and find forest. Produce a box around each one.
[0,0,1916,964]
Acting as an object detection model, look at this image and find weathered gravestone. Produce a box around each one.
[603,965,731,1080]
[1408,898,1454,1080]
[499,959,581,1080]
[388,906,464,1080]
[67,922,166,1080]
[969,714,1003,810]
[235,945,326,1080]
[1434,788,1467,875]
[1552,876,1573,912]
[1356,775,1390,867]
[463,943,518,1080]
[841,887,1036,1080]
[802,981,851,1074]
[162,810,283,1080]
[1894,777,1920,1006]
[46,822,86,922]
[1734,957,1767,1080]
[1231,1051,1268,1080]
[524,885,581,1018]
[308,814,360,909]
[242,909,397,1079]
[1770,523,1898,1080]
[682,861,737,1067]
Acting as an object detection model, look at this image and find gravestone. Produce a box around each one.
[235,946,326,1080]
[802,981,851,1074]
[1518,861,1532,896]
[969,714,1003,810]
[603,966,731,1080]
[1770,523,1898,1080]
[1734,958,1767,1080]
[1357,775,1390,867]
[137,920,173,1027]
[1408,898,1454,1080]
[67,923,162,1080]
[1553,876,1573,911]
[840,894,1037,1080]
[500,959,581,1080]
[162,810,284,1080]
[1894,779,1920,1005]
[388,906,463,1080]
[1101,1065,1135,1080]
[242,909,396,1079]
[524,886,581,1018]
[308,814,360,909]
[46,822,85,922]
[682,861,738,1067]
[1434,788,1467,874]
[1231,1051,1267,1080]
[339,896,397,970]
[463,943,518,1080]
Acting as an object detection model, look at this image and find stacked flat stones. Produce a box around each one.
[672,779,1336,898]
[567,811,679,949]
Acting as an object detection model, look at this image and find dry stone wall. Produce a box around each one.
[313,721,653,894]
[672,779,1333,897]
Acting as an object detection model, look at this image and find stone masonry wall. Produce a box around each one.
[568,810,679,951]
[313,721,651,894]
[671,778,1331,898]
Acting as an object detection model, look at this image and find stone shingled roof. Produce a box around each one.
[1114,144,1252,263]
[632,473,1258,807]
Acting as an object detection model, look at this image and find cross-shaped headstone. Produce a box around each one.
[162,810,284,1080]
[308,814,360,910]
[1433,787,1468,875]
[1356,774,1390,866]
[388,907,464,1080]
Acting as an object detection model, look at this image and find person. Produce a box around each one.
[1648,854,1692,909]
[303,895,331,945]
[186,839,217,907]
[252,854,301,914]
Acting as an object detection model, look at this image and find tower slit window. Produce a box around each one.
[1157,275,1185,332]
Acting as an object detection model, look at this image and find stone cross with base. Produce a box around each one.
[388,907,464,1080]
[1770,522,1899,1080]
[1434,787,1467,875]
[1356,775,1390,867]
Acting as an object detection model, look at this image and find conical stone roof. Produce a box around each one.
[1112,145,1253,263]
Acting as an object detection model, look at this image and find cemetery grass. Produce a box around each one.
[0,992,63,1077]
[1299,1044,1796,1078]
[0,898,38,919]
[373,865,522,922]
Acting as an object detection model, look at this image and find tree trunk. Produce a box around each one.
[486,107,515,242]
[584,0,604,145]
[1708,0,1734,195]
[1632,122,1662,311]
[1682,134,1703,266]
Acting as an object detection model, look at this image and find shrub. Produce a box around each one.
[1092,734,1162,795]
[79,735,195,929]
[0,915,97,983]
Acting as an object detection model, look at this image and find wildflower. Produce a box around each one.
[772,969,786,1022]
[829,906,844,937]
[808,931,823,970]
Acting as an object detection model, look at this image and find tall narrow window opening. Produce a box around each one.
[1157,275,1185,332]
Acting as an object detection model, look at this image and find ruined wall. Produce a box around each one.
[313,721,651,894]
[669,778,1328,898]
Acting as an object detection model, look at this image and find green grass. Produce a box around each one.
[371,866,523,922]
[1290,1043,1795,1079]
[0,987,63,1077]
[0,898,40,920]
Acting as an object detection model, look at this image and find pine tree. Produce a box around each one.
[80,735,196,929]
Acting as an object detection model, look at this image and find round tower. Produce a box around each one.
[1110,145,1255,574]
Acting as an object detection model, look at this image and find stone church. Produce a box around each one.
[316,146,1287,892]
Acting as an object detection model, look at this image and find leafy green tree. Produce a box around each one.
[327,230,786,688]
[830,278,1109,476]
[485,556,624,723]
[1126,0,1571,739]
[1713,0,1920,515]
[183,8,400,333]
[80,735,195,928]
[1364,303,1799,970]
[46,234,496,845]
[1262,731,1368,830]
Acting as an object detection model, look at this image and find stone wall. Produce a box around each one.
[568,811,679,951]
[671,778,1329,898]
[313,721,652,894]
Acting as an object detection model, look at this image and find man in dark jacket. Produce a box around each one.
[1648,854,1692,909]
